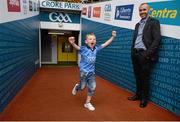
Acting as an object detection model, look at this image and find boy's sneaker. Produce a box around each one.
[72,83,79,95]
[84,102,95,111]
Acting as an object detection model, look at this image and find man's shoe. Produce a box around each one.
[84,102,95,111]
[128,95,140,101]
[72,83,79,95]
[140,100,148,108]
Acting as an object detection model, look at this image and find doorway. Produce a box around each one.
[41,30,57,64]
[57,31,79,65]
[41,29,79,65]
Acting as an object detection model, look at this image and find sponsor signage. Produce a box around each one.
[104,4,112,21]
[40,0,81,11]
[93,7,101,18]
[7,0,21,12]
[82,7,87,15]
[104,4,111,12]
[115,4,134,21]
[29,0,32,11]
[148,0,180,26]
[88,6,92,18]
[29,0,39,12]
[22,0,28,15]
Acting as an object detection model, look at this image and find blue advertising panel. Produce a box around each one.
[115,4,134,21]
[148,0,180,26]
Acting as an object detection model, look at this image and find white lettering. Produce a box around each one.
[49,12,72,23]
[120,7,131,13]
[40,0,81,10]
[9,0,20,6]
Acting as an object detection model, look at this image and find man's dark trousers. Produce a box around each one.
[131,48,152,101]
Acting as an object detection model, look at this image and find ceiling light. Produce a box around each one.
[48,32,64,35]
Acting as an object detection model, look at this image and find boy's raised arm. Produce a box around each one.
[101,31,116,48]
[68,37,80,50]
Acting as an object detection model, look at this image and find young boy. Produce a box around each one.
[68,31,116,111]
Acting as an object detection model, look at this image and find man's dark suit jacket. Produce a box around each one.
[131,17,161,61]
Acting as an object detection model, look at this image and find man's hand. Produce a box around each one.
[68,37,75,44]
[112,31,116,37]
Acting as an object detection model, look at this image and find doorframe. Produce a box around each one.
[39,29,81,67]
[40,30,59,66]
[78,30,81,66]
[39,28,41,67]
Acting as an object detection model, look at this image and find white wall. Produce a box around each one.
[82,0,180,39]
[0,0,39,23]
[40,21,80,30]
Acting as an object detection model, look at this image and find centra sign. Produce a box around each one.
[40,0,81,11]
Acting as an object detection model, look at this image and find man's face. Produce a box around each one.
[85,35,96,49]
[139,4,149,19]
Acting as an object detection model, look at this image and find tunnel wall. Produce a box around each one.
[81,0,180,115]
[0,0,39,112]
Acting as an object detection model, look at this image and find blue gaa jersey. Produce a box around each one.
[79,45,102,73]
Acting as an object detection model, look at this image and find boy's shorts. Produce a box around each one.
[77,72,96,96]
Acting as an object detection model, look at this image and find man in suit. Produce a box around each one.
[128,3,161,108]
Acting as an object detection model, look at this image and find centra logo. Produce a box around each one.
[150,8,177,19]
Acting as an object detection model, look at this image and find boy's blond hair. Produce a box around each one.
[86,33,96,39]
